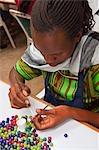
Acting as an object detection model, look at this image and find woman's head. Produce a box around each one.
[31,0,94,66]
[31,0,94,37]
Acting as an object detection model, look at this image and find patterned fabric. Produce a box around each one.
[47,71,78,101]
[15,31,99,112]
[15,59,99,111]
[15,59,41,80]
[83,65,99,112]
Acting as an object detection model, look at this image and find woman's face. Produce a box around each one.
[32,28,80,66]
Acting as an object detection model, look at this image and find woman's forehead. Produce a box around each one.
[32,28,72,53]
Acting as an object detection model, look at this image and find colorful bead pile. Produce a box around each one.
[0,115,53,150]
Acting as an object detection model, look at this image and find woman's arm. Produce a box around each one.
[70,106,99,127]
[33,105,99,130]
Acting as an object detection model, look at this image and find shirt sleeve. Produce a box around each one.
[92,65,99,93]
[15,59,42,80]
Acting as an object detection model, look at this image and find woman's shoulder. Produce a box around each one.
[79,31,99,71]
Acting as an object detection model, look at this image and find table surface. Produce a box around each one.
[0,0,15,4]
[0,80,99,150]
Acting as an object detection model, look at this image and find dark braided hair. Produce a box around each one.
[31,0,95,37]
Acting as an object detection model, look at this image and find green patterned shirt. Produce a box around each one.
[15,59,99,112]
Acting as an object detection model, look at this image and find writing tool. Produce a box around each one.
[37,105,49,122]
[42,105,49,110]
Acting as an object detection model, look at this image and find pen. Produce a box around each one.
[37,105,49,122]
[42,105,49,110]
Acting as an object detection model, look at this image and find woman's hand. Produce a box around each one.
[33,105,71,130]
[8,81,31,109]
[33,105,99,129]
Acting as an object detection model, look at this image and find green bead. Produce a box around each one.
[30,139,33,142]
[6,134,9,138]
[1,127,3,130]
[37,143,42,147]
[31,135,34,138]
[37,147,41,150]
[17,143,20,147]
[5,131,7,135]
[14,136,18,140]
[14,142,17,146]
[28,133,31,137]
[17,147,20,150]
[27,144,31,148]
[39,138,43,142]
[50,142,53,147]
[5,145,8,148]
[43,137,47,141]
[1,133,4,137]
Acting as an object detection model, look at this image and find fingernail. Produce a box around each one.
[25,100,30,106]
[36,109,41,113]
[23,90,28,96]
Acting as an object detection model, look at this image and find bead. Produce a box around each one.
[48,137,52,141]
[64,133,68,138]
[0,115,53,150]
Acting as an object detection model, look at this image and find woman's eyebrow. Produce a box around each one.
[33,42,63,55]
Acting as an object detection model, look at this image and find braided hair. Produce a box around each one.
[31,0,95,37]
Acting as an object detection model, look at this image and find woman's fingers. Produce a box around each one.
[8,90,26,108]
[33,115,51,130]
[33,109,56,130]
[22,86,31,96]
[9,84,29,108]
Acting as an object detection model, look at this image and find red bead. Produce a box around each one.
[20,143,24,147]
[14,115,18,119]
[11,140,14,144]
[43,142,47,146]
[36,140,39,144]
[48,136,52,141]
[32,132,35,136]
[25,134,28,138]
[9,140,12,143]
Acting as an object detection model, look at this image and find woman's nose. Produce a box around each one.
[44,55,56,64]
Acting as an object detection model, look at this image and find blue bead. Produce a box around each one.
[35,134,38,137]
[48,140,51,143]
[46,145,49,148]
[1,121,5,126]
[11,127,14,131]
[2,120,5,123]
[64,133,68,138]
[13,145,17,149]
[0,139,3,142]
[11,116,14,119]
[6,118,10,123]
[10,137,14,140]
[30,142,35,146]
[33,129,36,132]
[33,137,36,141]
[1,142,5,146]
[3,140,6,144]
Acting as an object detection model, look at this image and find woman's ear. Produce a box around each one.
[74,31,83,43]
